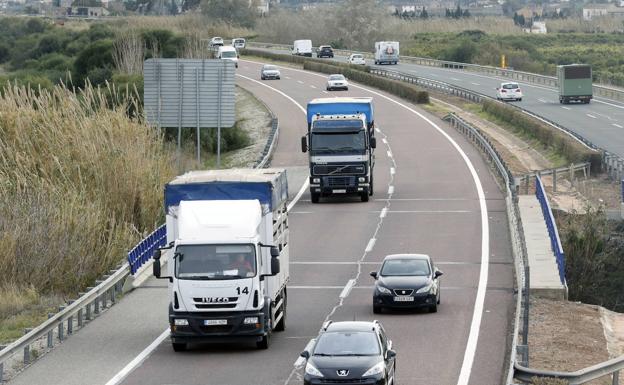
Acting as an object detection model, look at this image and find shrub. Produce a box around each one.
[73,40,114,86]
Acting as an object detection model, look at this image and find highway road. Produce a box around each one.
[7,60,514,385]
[260,47,624,158]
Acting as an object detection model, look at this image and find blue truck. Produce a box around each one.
[300,97,376,203]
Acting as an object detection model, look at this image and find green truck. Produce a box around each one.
[557,64,593,104]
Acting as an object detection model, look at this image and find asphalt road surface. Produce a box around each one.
[262,47,624,158]
[110,60,515,385]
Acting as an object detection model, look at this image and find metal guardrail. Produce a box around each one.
[128,224,168,275]
[247,42,624,102]
[517,162,591,194]
[443,113,530,384]
[515,355,623,384]
[535,175,567,286]
[256,117,279,168]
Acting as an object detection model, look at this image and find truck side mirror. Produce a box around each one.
[370,137,377,149]
[301,136,308,153]
[271,257,280,275]
[270,246,280,258]
[153,250,162,278]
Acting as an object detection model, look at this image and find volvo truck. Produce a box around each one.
[301,97,376,203]
[557,64,592,104]
[153,168,289,351]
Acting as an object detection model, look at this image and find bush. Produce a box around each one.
[481,100,601,170]
[73,40,114,86]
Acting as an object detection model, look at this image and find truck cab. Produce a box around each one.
[301,98,376,203]
[217,45,239,68]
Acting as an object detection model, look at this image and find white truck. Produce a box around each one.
[217,45,239,68]
[292,39,313,57]
[374,41,399,65]
[153,168,290,351]
[232,38,246,49]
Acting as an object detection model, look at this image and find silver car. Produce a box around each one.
[326,74,348,91]
[261,64,281,80]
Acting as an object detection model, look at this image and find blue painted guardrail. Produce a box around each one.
[535,175,566,285]
[127,224,167,275]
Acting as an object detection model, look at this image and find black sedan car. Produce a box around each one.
[301,320,396,385]
[317,45,334,58]
[371,254,443,313]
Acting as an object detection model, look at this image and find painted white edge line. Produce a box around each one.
[587,114,597,119]
[365,238,376,253]
[390,167,395,175]
[242,59,490,385]
[613,123,623,128]
[379,207,388,218]
[388,185,394,195]
[104,328,169,385]
[561,106,571,110]
[339,279,356,298]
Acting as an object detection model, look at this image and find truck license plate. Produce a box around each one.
[332,189,347,194]
[393,296,414,302]
[204,319,227,326]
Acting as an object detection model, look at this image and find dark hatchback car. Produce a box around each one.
[317,45,334,58]
[371,254,443,313]
[301,321,396,385]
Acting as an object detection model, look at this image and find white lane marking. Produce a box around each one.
[388,185,394,195]
[382,138,388,144]
[387,150,392,158]
[291,261,378,265]
[586,114,597,119]
[379,208,388,218]
[365,238,376,253]
[108,70,311,384]
[613,123,623,128]
[374,198,469,201]
[390,167,395,175]
[294,357,306,368]
[242,60,489,385]
[322,90,329,94]
[297,80,304,84]
[451,77,461,81]
[291,211,313,214]
[384,210,471,213]
[538,98,547,103]
[285,76,291,79]
[104,329,169,385]
[375,127,380,133]
[471,82,480,86]
[309,85,316,89]
[289,285,374,289]
[561,106,571,110]
[339,279,356,298]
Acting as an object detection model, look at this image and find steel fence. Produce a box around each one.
[127,224,168,275]
[535,176,566,286]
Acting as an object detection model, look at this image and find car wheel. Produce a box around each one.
[277,77,280,80]
[518,98,522,101]
[373,304,382,314]
[345,87,349,91]
[261,76,265,80]
[311,192,320,203]
[429,303,438,313]
[172,342,187,352]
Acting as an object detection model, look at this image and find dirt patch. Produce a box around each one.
[601,308,624,358]
[529,298,611,384]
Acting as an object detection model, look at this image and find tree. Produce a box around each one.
[420,8,428,18]
[330,0,383,50]
[454,4,462,18]
[201,0,258,28]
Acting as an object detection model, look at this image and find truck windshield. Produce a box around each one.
[175,244,256,280]
[311,131,366,155]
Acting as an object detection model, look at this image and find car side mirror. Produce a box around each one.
[301,136,308,153]
[434,270,443,278]
[300,350,310,359]
[370,271,378,279]
[386,349,396,360]
[271,257,280,275]
[270,246,280,258]
[370,137,376,149]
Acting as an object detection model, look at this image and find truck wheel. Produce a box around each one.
[369,174,374,196]
[360,191,369,202]
[172,342,187,352]
[373,305,382,314]
[257,306,273,349]
[275,289,287,331]
[311,192,320,203]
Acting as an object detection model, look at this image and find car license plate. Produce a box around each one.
[204,319,227,326]
[394,296,414,302]
[333,189,347,194]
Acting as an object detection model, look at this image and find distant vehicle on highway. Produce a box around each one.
[496,82,523,102]
[326,74,348,91]
[316,45,334,58]
[348,53,366,65]
[232,38,246,49]
[209,36,224,47]
[301,320,396,385]
[217,45,239,68]
[292,39,313,57]
[261,64,281,80]
[557,64,592,104]
[374,41,399,65]
[370,254,443,313]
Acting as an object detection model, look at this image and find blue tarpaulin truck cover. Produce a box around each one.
[307,97,374,128]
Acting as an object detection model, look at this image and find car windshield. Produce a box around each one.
[502,83,519,89]
[311,131,366,154]
[381,258,430,276]
[263,65,277,71]
[353,55,363,59]
[175,244,256,280]
[314,331,380,356]
[329,75,345,81]
[221,51,237,58]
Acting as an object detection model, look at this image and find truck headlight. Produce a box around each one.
[244,316,259,324]
[305,362,324,377]
[417,283,433,293]
[174,319,189,326]
[312,178,320,184]
[358,177,366,182]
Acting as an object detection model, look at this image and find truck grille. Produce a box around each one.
[326,176,355,187]
[195,303,237,309]
[313,164,365,175]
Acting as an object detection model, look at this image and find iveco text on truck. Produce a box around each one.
[557,64,592,104]
[374,41,399,65]
[301,97,376,203]
[153,168,290,351]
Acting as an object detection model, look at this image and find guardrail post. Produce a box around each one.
[23,329,31,365]
[553,169,557,193]
[47,313,54,348]
[67,301,74,335]
[524,174,530,195]
[613,370,620,385]
[86,301,92,321]
[58,306,65,341]
[78,307,83,328]
[569,163,575,188]
[0,347,4,382]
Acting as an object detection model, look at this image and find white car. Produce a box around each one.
[496,82,523,101]
[348,54,366,65]
[209,37,224,47]
[326,74,348,91]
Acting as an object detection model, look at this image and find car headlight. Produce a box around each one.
[244,317,259,324]
[304,362,324,377]
[312,178,320,184]
[416,283,433,293]
[173,319,188,326]
[362,361,385,377]
[377,285,391,294]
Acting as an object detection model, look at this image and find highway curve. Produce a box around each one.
[112,60,515,385]
[260,47,624,158]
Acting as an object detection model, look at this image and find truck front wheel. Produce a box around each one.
[360,191,369,202]
[311,192,320,203]
[257,305,273,349]
[172,342,187,352]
